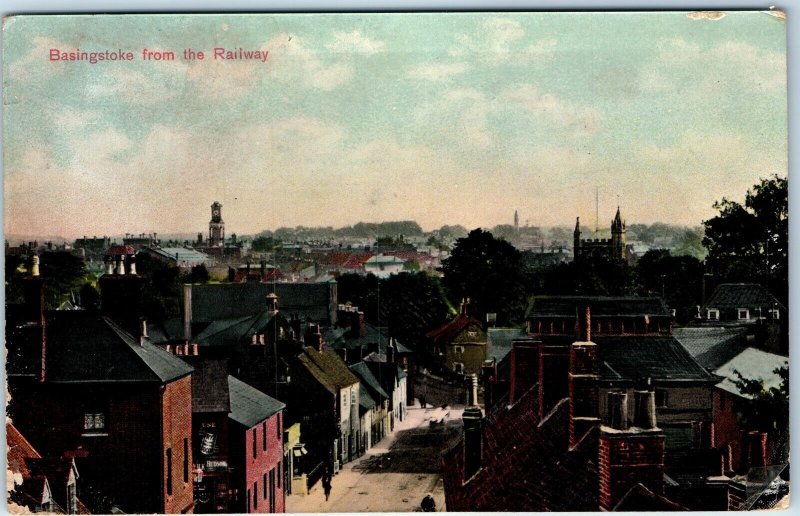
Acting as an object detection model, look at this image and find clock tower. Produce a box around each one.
[209,201,225,247]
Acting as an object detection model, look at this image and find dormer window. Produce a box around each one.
[83,413,106,434]
[454,345,465,354]
[768,309,780,320]
[706,308,719,321]
[737,308,750,320]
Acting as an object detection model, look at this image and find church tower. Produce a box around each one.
[514,210,519,230]
[573,217,581,260]
[209,201,225,247]
[610,207,626,262]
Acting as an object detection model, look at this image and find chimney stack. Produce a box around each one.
[31,255,40,277]
[129,256,137,276]
[508,338,538,405]
[741,431,768,473]
[569,337,600,447]
[482,359,498,412]
[700,421,715,449]
[462,373,483,481]
[266,292,279,313]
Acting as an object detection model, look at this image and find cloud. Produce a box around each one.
[266,33,352,90]
[325,31,385,55]
[52,106,102,130]
[7,36,72,80]
[408,62,469,82]
[450,17,525,62]
[502,85,601,136]
[87,68,181,105]
[687,12,726,21]
[524,39,557,58]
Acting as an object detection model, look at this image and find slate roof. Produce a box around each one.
[146,317,186,344]
[714,347,788,399]
[426,313,484,344]
[596,336,715,383]
[365,361,403,398]
[529,296,671,318]
[296,347,360,394]
[349,361,390,401]
[332,324,414,354]
[703,283,786,311]
[42,312,193,383]
[191,359,231,413]
[190,282,335,324]
[150,247,210,262]
[193,313,271,348]
[672,327,749,370]
[228,375,285,428]
[487,328,526,362]
[357,383,377,413]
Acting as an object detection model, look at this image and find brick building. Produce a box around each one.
[426,299,486,375]
[6,250,195,514]
[442,301,741,511]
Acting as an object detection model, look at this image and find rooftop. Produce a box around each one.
[596,335,715,383]
[714,347,788,399]
[529,296,671,318]
[228,375,285,428]
[672,326,749,370]
[703,283,786,311]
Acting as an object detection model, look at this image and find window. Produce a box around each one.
[252,429,257,459]
[769,309,780,320]
[83,413,105,432]
[278,462,281,488]
[351,390,356,404]
[264,473,267,499]
[276,413,282,438]
[253,482,258,509]
[263,422,267,451]
[655,390,668,408]
[166,448,173,495]
[183,438,189,483]
[466,331,478,338]
[706,308,719,321]
[67,483,77,515]
[737,308,750,320]
[247,489,251,513]
[454,345,465,354]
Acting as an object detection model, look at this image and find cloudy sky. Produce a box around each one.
[2,11,787,239]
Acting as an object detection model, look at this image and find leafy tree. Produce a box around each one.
[440,229,527,325]
[251,236,280,252]
[78,283,100,310]
[39,252,91,309]
[635,249,704,321]
[703,175,787,304]
[188,264,210,284]
[376,272,450,347]
[733,365,789,464]
[135,252,184,322]
[673,228,707,260]
[535,255,636,297]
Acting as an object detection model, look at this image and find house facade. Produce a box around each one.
[426,299,486,375]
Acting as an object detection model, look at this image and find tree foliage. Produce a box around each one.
[703,175,787,304]
[440,229,527,325]
[733,365,789,463]
[636,249,704,320]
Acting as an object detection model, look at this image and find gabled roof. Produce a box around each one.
[672,327,749,370]
[426,313,484,344]
[334,324,413,354]
[296,347,360,394]
[349,362,390,401]
[365,361,403,397]
[193,308,290,348]
[191,359,231,413]
[7,422,41,479]
[146,317,186,344]
[702,283,786,311]
[228,375,285,428]
[613,483,688,511]
[714,347,788,399]
[529,296,671,318]
[357,382,377,413]
[596,336,715,383]
[43,312,193,383]
[487,328,527,362]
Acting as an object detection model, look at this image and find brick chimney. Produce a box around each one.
[509,338,538,405]
[99,245,145,338]
[482,359,498,412]
[598,390,665,511]
[740,431,768,474]
[23,255,47,382]
[306,324,324,352]
[568,306,599,447]
[538,343,569,419]
[462,373,483,481]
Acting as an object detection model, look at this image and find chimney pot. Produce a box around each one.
[129,257,137,276]
[116,255,126,275]
[607,391,628,430]
[467,373,479,407]
[31,255,40,277]
[633,390,657,429]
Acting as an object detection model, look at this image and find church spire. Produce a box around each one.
[612,206,624,232]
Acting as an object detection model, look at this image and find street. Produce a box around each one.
[286,401,463,513]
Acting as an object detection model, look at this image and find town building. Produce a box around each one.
[349,362,391,449]
[143,246,212,268]
[441,304,748,511]
[712,347,788,474]
[695,283,787,354]
[364,361,408,431]
[6,423,86,514]
[6,250,195,514]
[425,299,486,375]
[363,253,406,277]
[290,339,361,473]
[572,207,631,263]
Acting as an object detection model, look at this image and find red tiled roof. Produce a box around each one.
[7,422,41,478]
[104,244,136,256]
[426,313,483,343]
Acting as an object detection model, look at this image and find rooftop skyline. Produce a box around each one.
[3,12,787,239]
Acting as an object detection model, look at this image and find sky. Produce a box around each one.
[2,11,787,239]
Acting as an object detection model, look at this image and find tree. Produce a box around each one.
[703,176,787,304]
[733,365,789,464]
[440,229,527,325]
[376,272,450,347]
[188,264,210,284]
[635,249,704,321]
[39,252,91,309]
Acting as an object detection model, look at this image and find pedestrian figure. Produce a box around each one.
[321,467,332,501]
[420,395,427,408]
[421,493,436,512]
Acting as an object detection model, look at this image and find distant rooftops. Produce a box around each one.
[702,283,785,311]
[529,296,671,318]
